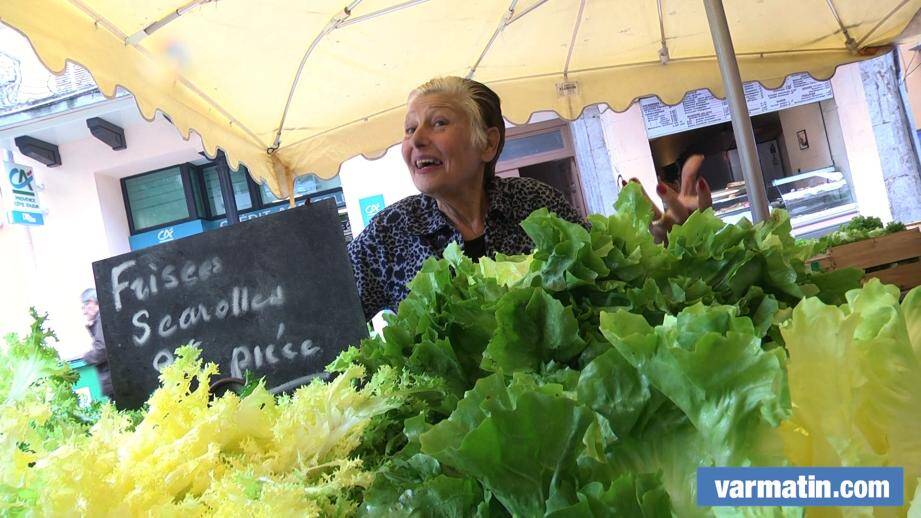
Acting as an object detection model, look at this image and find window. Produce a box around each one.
[499,130,565,162]
[123,160,350,238]
[261,174,343,205]
[189,170,206,218]
[201,164,253,216]
[123,167,190,231]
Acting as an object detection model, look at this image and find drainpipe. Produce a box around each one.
[893,49,921,177]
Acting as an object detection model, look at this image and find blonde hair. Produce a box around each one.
[408,76,506,180]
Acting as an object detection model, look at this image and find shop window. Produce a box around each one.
[496,122,586,216]
[189,171,206,218]
[770,168,854,221]
[260,174,343,205]
[123,160,350,242]
[201,164,253,216]
[650,107,857,229]
[499,130,565,162]
[123,166,190,231]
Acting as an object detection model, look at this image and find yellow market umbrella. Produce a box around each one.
[2,0,919,205]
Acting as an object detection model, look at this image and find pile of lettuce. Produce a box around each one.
[780,281,921,517]
[815,215,907,252]
[341,184,877,516]
[2,184,920,516]
[0,310,98,511]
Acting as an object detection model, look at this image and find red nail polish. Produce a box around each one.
[656,184,667,195]
[698,178,707,190]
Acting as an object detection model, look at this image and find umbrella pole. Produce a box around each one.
[702,0,770,223]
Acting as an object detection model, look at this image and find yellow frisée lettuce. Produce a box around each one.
[7,346,404,516]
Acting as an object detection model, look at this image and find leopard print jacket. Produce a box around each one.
[347,176,584,320]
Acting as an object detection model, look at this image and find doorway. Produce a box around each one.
[496,120,588,217]
[519,159,584,214]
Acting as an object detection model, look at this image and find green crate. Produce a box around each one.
[68,359,108,406]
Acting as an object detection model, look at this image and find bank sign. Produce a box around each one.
[1,161,44,226]
[129,220,205,250]
[359,194,385,226]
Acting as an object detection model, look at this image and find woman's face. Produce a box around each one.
[402,93,494,198]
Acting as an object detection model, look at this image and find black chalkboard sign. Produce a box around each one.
[91,199,367,409]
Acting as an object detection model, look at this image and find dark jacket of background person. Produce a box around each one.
[83,316,113,398]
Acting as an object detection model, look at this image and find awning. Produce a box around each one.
[3,0,919,197]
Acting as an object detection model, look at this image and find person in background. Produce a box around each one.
[81,288,113,399]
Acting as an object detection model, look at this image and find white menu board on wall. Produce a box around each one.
[640,73,833,139]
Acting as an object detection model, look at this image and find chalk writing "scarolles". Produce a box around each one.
[130,285,284,346]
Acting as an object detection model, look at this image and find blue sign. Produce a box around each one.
[2,161,43,226]
[129,220,205,250]
[697,467,903,507]
[358,194,386,226]
[9,210,44,226]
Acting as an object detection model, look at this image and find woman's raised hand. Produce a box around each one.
[625,153,713,244]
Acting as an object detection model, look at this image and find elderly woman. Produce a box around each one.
[348,77,710,321]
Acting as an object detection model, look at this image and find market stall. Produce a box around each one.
[2,1,921,515]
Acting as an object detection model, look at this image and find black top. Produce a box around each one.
[463,234,487,260]
[347,176,585,320]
